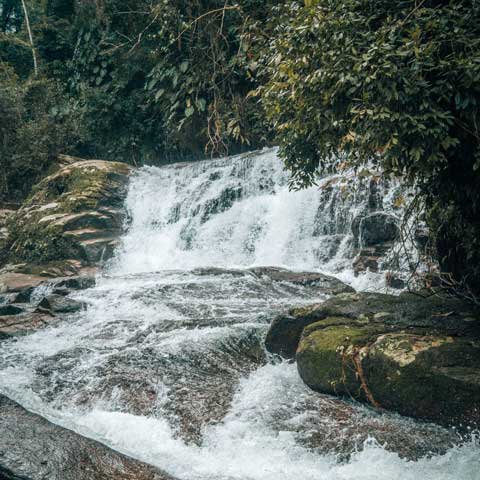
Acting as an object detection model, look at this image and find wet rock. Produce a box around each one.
[385,272,406,289]
[249,267,354,295]
[37,294,86,314]
[2,160,132,267]
[200,185,242,223]
[291,292,480,427]
[53,276,96,290]
[0,304,24,316]
[352,251,380,274]
[0,313,57,337]
[0,394,175,480]
[352,212,399,247]
[12,287,36,303]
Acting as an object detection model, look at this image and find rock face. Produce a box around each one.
[2,160,131,267]
[267,291,480,427]
[352,212,399,247]
[0,273,96,337]
[0,394,175,480]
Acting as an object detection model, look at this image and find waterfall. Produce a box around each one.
[0,148,477,480]
[112,148,408,289]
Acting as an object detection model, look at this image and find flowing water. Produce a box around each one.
[0,148,478,479]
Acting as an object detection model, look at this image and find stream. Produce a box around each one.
[0,149,478,479]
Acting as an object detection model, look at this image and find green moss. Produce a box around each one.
[289,304,319,318]
[3,161,130,265]
[297,323,379,398]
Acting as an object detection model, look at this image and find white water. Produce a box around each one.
[112,148,407,288]
[0,148,478,479]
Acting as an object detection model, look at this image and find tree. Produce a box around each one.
[258,0,480,295]
[20,0,36,75]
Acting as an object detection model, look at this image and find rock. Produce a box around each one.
[265,309,317,359]
[352,212,399,247]
[2,160,131,267]
[0,394,175,480]
[10,259,84,278]
[264,272,355,359]
[37,294,86,314]
[385,272,406,289]
[53,275,96,290]
[0,304,24,316]
[0,273,46,294]
[352,252,379,274]
[292,292,480,427]
[0,313,57,337]
[249,267,354,295]
[11,287,36,303]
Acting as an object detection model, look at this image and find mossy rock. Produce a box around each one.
[2,160,132,266]
[266,291,480,358]
[293,293,480,427]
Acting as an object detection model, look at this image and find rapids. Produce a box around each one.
[0,148,478,479]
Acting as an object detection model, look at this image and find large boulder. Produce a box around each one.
[0,394,175,480]
[286,292,480,427]
[2,160,132,267]
[263,271,355,358]
[352,212,399,247]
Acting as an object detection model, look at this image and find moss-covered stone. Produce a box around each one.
[2,160,132,266]
[293,293,480,428]
[266,291,480,359]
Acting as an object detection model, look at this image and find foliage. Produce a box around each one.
[0,65,84,203]
[258,0,480,293]
[65,0,274,162]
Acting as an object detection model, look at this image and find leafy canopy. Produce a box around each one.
[259,0,480,189]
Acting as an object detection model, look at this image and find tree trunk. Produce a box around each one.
[20,0,38,76]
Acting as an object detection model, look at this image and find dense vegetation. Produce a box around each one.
[1,0,480,294]
[1,0,273,203]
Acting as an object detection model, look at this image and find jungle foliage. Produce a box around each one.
[1,0,480,293]
[0,0,273,201]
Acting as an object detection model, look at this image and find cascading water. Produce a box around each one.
[0,148,478,479]
[111,149,399,276]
